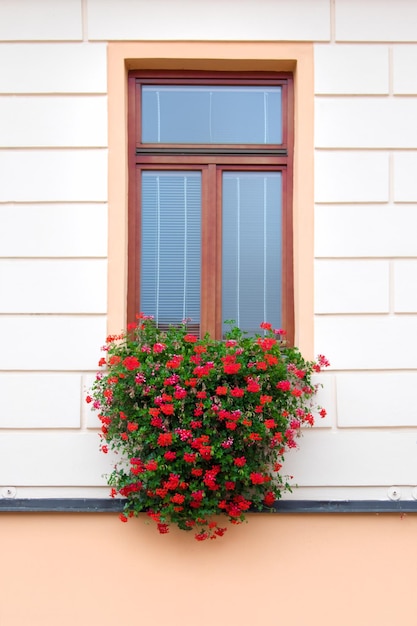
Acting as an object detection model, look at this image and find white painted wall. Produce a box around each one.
[1,0,417,501]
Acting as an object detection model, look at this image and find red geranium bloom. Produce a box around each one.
[164,451,176,461]
[250,472,265,484]
[160,403,174,416]
[277,380,291,391]
[170,493,185,504]
[263,491,276,507]
[157,433,173,446]
[157,523,169,534]
[247,380,261,393]
[123,356,140,370]
[224,363,241,375]
[260,322,272,330]
[184,334,198,343]
[234,456,246,467]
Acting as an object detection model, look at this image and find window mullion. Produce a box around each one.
[200,163,217,338]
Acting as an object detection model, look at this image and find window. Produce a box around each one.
[128,71,294,340]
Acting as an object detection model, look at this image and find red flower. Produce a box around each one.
[260,322,272,330]
[260,395,272,404]
[157,433,173,447]
[273,328,286,336]
[127,421,138,432]
[247,380,261,393]
[264,419,276,429]
[216,386,228,395]
[231,387,245,397]
[157,523,170,534]
[234,456,246,467]
[183,453,197,463]
[184,334,198,343]
[249,432,262,442]
[170,493,185,504]
[109,355,121,365]
[224,363,241,375]
[160,403,174,416]
[277,380,291,391]
[265,354,278,366]
[191,468,203,477]
[164,451,176,461]
[145,460,158,471]
[195,532,209,541]
[123,356,140,370]
[150,415,163,428]
[119,514,128,523]
[250,472,265,484]
[199,446,212,460]
[257,337,277,350]
[263,491,276,507]
[164,474,180,490]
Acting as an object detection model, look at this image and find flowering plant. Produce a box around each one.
[87,314,329,541]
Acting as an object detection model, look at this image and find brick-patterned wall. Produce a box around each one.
[1,0,417,501]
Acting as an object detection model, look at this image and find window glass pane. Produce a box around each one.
[142,86,282,144]
[141,171,201,328]
[222,172,282,336]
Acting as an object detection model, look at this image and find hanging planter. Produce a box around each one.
[87,314,329,541]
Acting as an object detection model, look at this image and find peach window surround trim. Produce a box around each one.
[107,41,314,357]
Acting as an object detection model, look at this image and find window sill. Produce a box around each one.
[1,499,417,513]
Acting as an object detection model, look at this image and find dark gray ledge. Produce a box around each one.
[1,498,417,513]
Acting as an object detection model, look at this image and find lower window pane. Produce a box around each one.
[222,172,282,335]
[141,171,201,329]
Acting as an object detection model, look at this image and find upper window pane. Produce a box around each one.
[142,86,282,144]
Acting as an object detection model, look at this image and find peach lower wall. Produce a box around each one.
[1,514,416,626]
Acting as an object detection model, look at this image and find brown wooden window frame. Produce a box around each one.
[127,70,294,341]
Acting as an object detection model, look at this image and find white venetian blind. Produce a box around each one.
[141,171,201,330]
[222,172,282,335]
